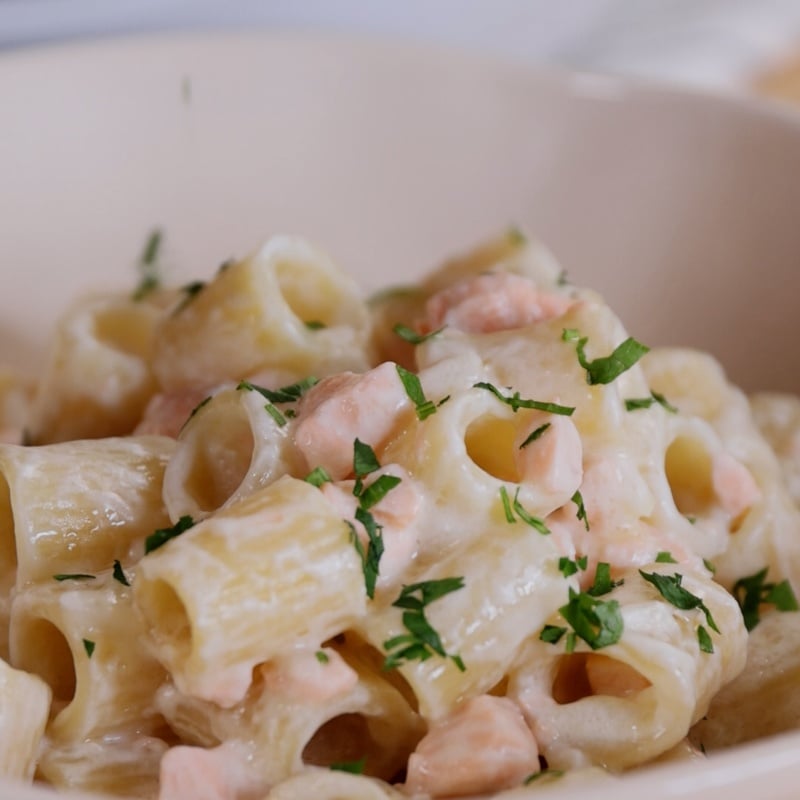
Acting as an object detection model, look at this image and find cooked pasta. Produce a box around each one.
[1,230,798,799]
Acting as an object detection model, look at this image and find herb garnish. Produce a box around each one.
[236,376,318,405]
[304,320,326,330]
[473,382,574,416]
[655,551,678,564]
[519,422,551,449]
[305,466,333,487]
[329,757,366,774]
[587,562,623,596]
[145,515,195,554]
[558,555,588,578]
[83,639,96,658]
[732,567,799,631]
[173,280,207,314]
[571,490,589,530]
[393,323,445,345]
[498,487,550,534]
[523,769,564,785]
[383,577,466,672]
[639,570,720,652]
[396,365,449,420]
[53,573,96,582]
[132,228,163,301]
[562,328,649,385]
[558,588,624,651]
[624,391,678,413]
[315,650,330,664]
[112,560,130,586]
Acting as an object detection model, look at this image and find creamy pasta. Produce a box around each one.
[1,230,798,799]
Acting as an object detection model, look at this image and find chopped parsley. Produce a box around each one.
[315,650,330,664]
[523,769,564,785]
[519,422,551,449]
[112,560,130,586]
[498,487,550,534]
[571,490,589,531]
[173,280,207,314]
[82,639,96,658]
[640,570,720,652]
[624,391,678,413]
[587,562,623,597]
[506,225,527,246]
[732,567,799,631]
[539,624,567,644]
[305,466,333,487]
[347,441,402,600]
[697,625,714,654]
[53,573,96,582]
[655,551,678,564]
[558,588,624,651]
[304,320,326,330]
[329,757,366,774]
[473,382,574,416]
[383,578,466,672]
[145,515,195,554]
[396,365,449,420]
[558,555,588,578]
[393,323,444,345]
[562,328,649,385]
[236,376,318,405]
[182,395,212,431]
[703,558,716,574]
[132,228,163,301]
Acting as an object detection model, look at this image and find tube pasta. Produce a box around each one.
[135,476,367,706]
[151,236,372,391]
[27,294,163,443]
[3,231,799,799]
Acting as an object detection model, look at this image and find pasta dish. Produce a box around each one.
[0,230,798,799]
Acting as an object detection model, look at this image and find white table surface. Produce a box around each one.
[2,0,800,91]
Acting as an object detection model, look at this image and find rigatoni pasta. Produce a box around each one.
[1,230,799,799]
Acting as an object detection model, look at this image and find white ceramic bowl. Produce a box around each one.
[1,31,799,800]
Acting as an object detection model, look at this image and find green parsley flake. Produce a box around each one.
[359,474,403,511]
[263,403,287,427]
[393,323,445,345]
[304,320,327,330]
[498,487,550,534]
[558,587,624,650]
[112,560,130,587]
[697,625,714,654]
[173,280,207,314]
[732,567,799,631]
[539,624,567,644]
[562,328,649,385]
[571,490,589,531]
[329,757,366,774]
[396,365,448,420]
[237,376,318,404]
[53,573,96,582]
[132,228,163,301]
[506,225,527,246]
[473,382,574,416]
[655,551,678,564]
[315,650,330,664]
[624,391,678,413]
[305,466,333,487]
[383,578,466,672]
[587,562,623,597]
[519,422,551,449]
[83,639,96,658]
[558,555,588,578]
[639,570,720,634]
[523,769,564,786]
[145,515,195,555]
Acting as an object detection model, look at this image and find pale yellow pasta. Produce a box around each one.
[0,658,50,781]
[134,476,366,706]
[155,647,422,792]
[0,370,32,444]
[162,383,305,521]
[507,564,746,771]
[0,437,174,585]
[750,391,800,507]
[358,518,568,720]
[2,231,799,799]
[151,236,372,391]
[27,294,164,443]
[690,610,800,749]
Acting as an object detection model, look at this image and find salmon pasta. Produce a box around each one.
[0,230,798,799]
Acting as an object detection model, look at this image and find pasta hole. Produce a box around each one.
[0,474,18,583]
[14,618,76,704]
[93,306,155,358]
[275,260,338,328]
[137,579,192,661]
[665,437,714,516]
[183,409,254,513]
[465,415,519,482]
[552,653,650,704]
